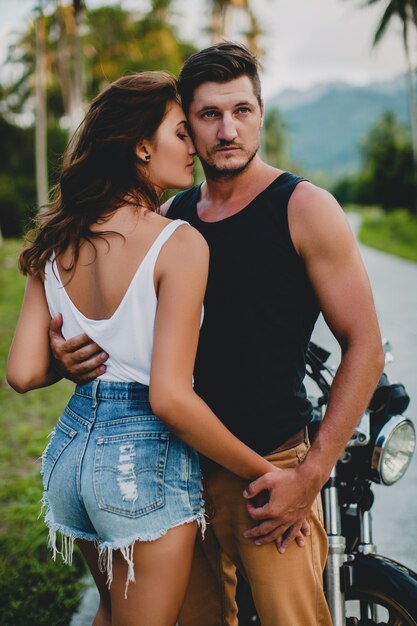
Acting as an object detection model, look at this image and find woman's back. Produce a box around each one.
[45,208,188,383]
[56,208,171,319]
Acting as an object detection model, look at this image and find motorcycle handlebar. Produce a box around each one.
[306,341,410,418]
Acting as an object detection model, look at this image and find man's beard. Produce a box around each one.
[199,144,258,181]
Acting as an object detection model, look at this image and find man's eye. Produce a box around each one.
[237,107,250,114]
[202,111,218,119]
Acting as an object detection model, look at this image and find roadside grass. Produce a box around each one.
[0,240,86,626]
[345,205,417,263]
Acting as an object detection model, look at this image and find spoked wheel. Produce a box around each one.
[344,554,417,626]
[345,589,417,625]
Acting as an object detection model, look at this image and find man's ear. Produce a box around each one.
[259,99,265,128]
[136,141,152,163]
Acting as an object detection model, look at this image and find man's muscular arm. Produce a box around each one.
[243,183,384,548]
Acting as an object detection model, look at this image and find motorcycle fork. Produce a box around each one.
[323,466,347,626]
[324,471,380,625]
[358,508,378,622]
[358,508,377,555]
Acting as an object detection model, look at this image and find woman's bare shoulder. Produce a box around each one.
[170,222,208,251]
[158,222,209,270]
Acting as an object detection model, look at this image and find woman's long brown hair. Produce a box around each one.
[20,71,179,278]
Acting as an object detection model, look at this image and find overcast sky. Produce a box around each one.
[0,0,413,99]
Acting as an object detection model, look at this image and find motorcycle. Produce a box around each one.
[237,340,417,625]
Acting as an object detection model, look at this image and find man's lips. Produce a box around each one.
[215,146,241,152]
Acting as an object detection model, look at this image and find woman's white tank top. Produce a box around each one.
[44,219,189,384]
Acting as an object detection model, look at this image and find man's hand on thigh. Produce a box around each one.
[49,313,108,384]
[242,466,317,550]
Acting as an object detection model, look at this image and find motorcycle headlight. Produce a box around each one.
[371,416,416,485]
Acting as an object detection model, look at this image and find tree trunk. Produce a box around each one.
[55,0,85,138]
[68,1,84,136]
[210,7,223,42]
[55,2,71,119]
[35,8,48,208]
[245,9,263,58]
[223,5,235,38]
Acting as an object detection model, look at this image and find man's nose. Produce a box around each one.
[187,135,196,156]
[217,115,238,142]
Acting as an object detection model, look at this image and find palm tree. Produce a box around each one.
[209,0,256,44]
[33,0,85,208]
[361,0,417,166]
[55,0,86,137]
[244,9,264,59]
[150,0,172,22]
[35,2,49,208]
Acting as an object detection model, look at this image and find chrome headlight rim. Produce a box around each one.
[371,415,416,486]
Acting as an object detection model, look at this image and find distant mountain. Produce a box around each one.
[266,75,409,178]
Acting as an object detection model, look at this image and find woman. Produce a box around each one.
[7,72,278,626]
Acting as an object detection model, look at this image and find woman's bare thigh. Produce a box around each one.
[110,521,198,626]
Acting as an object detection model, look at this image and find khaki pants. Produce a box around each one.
[179,440,333,626]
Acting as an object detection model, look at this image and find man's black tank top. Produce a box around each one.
[167,172,320,456]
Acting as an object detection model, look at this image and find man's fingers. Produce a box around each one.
[279,525,303,553]
[245,499,272,520]
[64,334,100,353]
[74,343,108,362]
[300,518,311,537]
[243,519,284,539]
[243,471,278,500]
[253,527,285,546]
[47,314,108,383]
[72,365,107,384]
[49,314,98,355]
[70,352,108,375]
[49,322,95,355]
[49,313,63,338]
[243,521,306,549]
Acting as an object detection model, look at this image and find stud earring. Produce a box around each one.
[145,154,151,162]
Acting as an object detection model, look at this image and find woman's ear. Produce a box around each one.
[136,141,152,163]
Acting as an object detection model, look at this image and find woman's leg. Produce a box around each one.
[110,522,198,626]
[76,539,112,626]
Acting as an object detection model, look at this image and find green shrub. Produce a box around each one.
[0,502,86,626]
[359,208,417,262]
[0,175,36,238]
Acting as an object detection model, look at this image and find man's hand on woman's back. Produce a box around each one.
[49,313,108,384]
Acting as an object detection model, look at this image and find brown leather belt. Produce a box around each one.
[268,427,306,455]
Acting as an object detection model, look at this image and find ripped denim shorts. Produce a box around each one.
[41,380,205,593]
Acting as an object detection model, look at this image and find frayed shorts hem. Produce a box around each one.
[42,506,206,598]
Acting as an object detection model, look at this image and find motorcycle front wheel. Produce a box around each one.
[345,554,417,625]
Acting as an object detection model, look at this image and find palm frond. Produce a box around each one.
[361,0,385,7]
[373,2,396,46]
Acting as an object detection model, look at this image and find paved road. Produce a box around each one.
[71,214,417,624]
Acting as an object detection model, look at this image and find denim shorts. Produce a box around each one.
[41,380,205,592]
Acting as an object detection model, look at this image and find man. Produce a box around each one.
[50,43,384,625]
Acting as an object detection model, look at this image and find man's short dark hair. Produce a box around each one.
[178,41,262,115]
